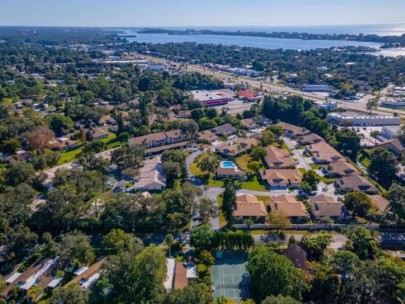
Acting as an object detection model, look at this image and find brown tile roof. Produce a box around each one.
[369,195,390,214]
[90,128,109,139]
[307,141,343,163]
[233,194,268,217]
[275,122,310,136]
[146,141,187,154]
[260,169,303,186]
[199,130,218,142]
[323,161,359,177]
[378,138,405,155]
[264,146,296,169]
[216,166,247,176]
[65,258,106,287]
[297,133,324,145]
[216,138,258,157]
[240,118,259,129]
[335,175,378,194]
[129,132,167,146]
[270,195,308,218]
[309,195,345,218]
[174,262,188,290]
[210,123,237,136]
[1,259,46,297]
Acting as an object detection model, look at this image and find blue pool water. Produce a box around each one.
[221,161,237,169]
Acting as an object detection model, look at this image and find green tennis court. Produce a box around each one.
[211,259,250,302]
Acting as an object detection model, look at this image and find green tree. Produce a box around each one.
[197,152,220,176]
[48,284,89,304]
[247,247,305,301]
[344,226,379,260]
[247,160,262,174]
[299,231,333,261]
[58,231,95,266]
[165,234,174,257]
[261,295,302,304]
[259,130,276,146]
[1,138,21,154]
[333,128,361,159]
[250,146,267,161]
[190,224,215,252]
[221,179,236,228]
[5,161,35,186]
[103,228,143,254]
[161,283,212,304]
[301,170,320,192]
[343,191,373,217]
[49,114,74,135]
[368,147,398,188]
[199,250,215,267]
[198,197,218,225]
[387,182,405,220]
[329,250,360,280]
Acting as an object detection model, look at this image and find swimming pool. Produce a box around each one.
[221,161,237,169]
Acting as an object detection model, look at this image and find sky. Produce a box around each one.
[1,0,405,27]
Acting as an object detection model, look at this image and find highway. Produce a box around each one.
[138,54,405,119]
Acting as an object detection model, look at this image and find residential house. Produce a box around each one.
[49,137,79,152]
[335,175,379,194]
[88,128,109,140]
[216,166,247,181]
[378,138,405,156]
[308,195,348,220]
[260,169,303,189]
[128,130,186,150]
[322,161,359,177]
[199,130,219,143]
[98,115,117,126]
[297,133,324,146]
[269,194,309,221]
[65,258,106,289]
[275,122,310,138]
[210,124,237,137]
[306,141,344,164]
[283,245,309,272]
[215,138,258,158]
[264,146,296,169]
[233,194,268,223]
[369,195,390,215]
[177,110,192,118]
[133,156,166,191]
[240,118,259,130]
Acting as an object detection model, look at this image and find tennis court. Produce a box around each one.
[211,258,250,302]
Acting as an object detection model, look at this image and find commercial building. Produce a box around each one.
[381,126,401,139]
[191,90,234,107]
[326,112,401,126]
[302,84,333,92]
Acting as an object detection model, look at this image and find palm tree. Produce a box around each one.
[244,218,254,231]
[165,234,174,257]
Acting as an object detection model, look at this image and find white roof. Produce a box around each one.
[164,258,175,291]
[186,265,197,279]
[82,273,100,289]
[47,277,62,288]
[6,272,22,284]
[20,276,37,290]
[20,258,57,290]
[74,266,89,276]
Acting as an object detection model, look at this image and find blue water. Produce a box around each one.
[126,32,381,51]
[221,161,237,169]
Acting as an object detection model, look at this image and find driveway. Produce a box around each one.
[284,138,312,171]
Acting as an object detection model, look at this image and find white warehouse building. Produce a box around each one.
[326,112,401,126]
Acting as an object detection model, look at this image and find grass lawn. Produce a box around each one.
[235,154,252,172]
[239,176,267,191]
[310,163,322,170]
[58,132,119,165]
[58,145,84,165]
[298,168,307,175]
